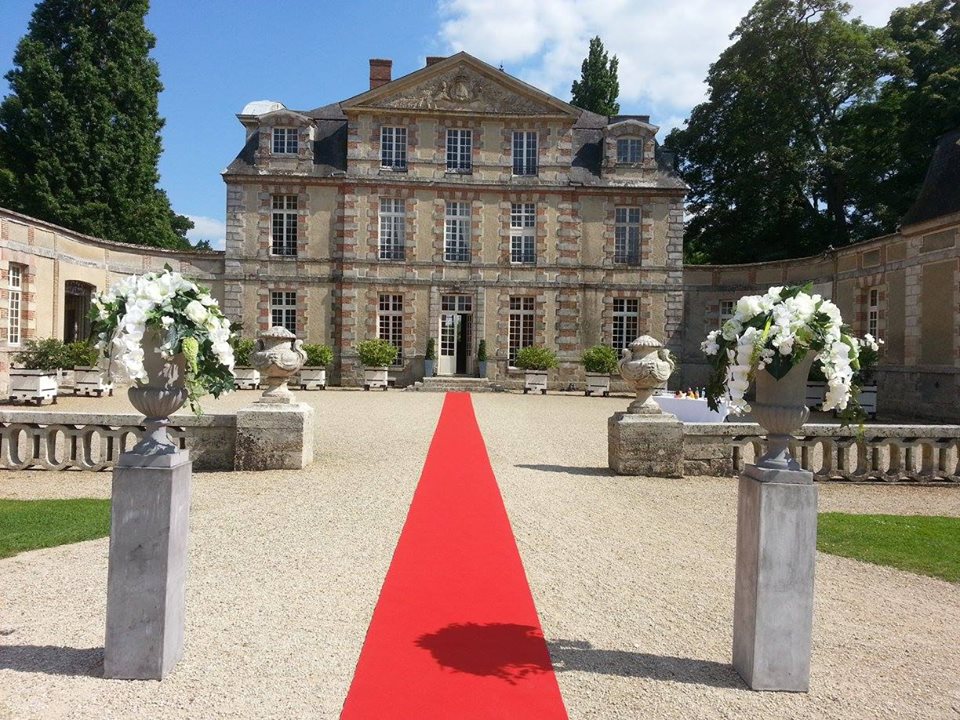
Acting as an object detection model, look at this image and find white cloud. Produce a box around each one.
[438,0,907,134]
[185,215,226,250]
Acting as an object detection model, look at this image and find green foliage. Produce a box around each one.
[570,36,620,115]
[477,339,487,362]
[582,345,619,374]
[425,337,437,361]
[0,0,192,249]
[514,345,558,371]
[64,341,99,368]
[232,337,256,367]
[10,337,95,370]
[303,343,333,367]
[818,512,960,583]
[357,338,398,367]
[0,498,111,559]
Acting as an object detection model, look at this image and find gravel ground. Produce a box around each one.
[1,389,958,719]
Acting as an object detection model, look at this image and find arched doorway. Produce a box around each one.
[64,280,95,342]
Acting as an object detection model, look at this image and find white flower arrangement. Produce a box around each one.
[701,284,865,418]
[93,266,236,413]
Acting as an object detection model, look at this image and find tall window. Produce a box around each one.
[7,263,22,346]
[270,291,297,334]
[617,137,642,163]
[379,198,405,261]
[512,131,537,175]
[446,129,472,172]
[271,195,298,256]
[868,288,879,338]
[444,201,471,262]
[378,293,404,366]
[272,127,298,154]
[510,203,536,264]
[614,207,641,265]
[508,296,535,366]
[612,298,639,352]
[719,300,735,328]
[380,126,407,169]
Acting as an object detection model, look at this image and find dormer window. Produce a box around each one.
[617,138,642,164]
[381,126,407,169]
[272,127,298,155]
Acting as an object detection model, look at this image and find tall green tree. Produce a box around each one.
[667,0,898,264]
[571,36,620,116]
[0,0,192,249]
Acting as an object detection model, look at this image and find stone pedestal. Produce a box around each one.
[608,411,684,477]
[104,450,191,680]
[733,465,817,692]
[235,403,314,470]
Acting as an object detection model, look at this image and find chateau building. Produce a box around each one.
[221,53,686,386]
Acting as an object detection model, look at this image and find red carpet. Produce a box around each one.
[341,392,568,719]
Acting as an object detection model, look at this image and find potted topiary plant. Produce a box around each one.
[582,344,619,397]
[231,337,260,390]
[10,337,63,404]
[300,343,333,389]
[477,339,488,378]
[515,345,558,395]
[357,338,398,391]
[424,337,436,378]
[70,341,113,397]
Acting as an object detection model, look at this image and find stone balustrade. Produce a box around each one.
[0,411,236,471]
[684,422,960,482]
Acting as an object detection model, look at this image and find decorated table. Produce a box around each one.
[653,394,729,423]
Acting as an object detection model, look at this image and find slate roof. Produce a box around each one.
[902,128,960,227]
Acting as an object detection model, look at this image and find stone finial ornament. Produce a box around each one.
[250,326,307,404]
[618,335,676,414]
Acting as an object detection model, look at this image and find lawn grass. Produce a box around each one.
[0,498,111,559]
[818,512,960,583]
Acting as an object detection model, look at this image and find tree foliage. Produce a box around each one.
[0,0,192,249]
[571,36,620,116]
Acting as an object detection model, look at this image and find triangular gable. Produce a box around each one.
[342,52,579,117]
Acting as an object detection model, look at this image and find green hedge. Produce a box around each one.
[514,345,558,370]
[357,338,398,367]
[582,345,619,374]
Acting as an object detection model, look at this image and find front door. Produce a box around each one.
[438,295,473,376]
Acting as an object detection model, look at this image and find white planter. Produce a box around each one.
[233,366,261,390]
[585,372,611,397]
[859,383,878,417]
[364,366,389,391]
[73,366,113,397]
[9,369,58,405]
[300,367,327,390]
[523,370,548,395]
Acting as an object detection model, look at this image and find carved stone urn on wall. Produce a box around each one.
[618,335,676,414]
[127,327,188,456]
[250,326,307,404]
[751,352,817,471]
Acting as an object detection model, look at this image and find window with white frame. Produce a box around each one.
[272,127,298,155]
[612,298,639,352]
[444,201,471,262]
[271,195,298,256]
[719,300,735,328]
[7,263,23,346]
[614,207,641,265]
[379,198,405,261]
[508,296,535,366]
[512,131,537,175]
[446,129,472,172]
[380,126,407,169]
[378,293,404,366]
[510,203,536,264]
[270,291,297,334]
[868,288,879,338]
[617,137,642,163]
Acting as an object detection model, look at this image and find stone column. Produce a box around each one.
[732,464,817,691]
[104,450,191,680]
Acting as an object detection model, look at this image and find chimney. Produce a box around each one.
[426,56,446,67]
[369,59,392,90]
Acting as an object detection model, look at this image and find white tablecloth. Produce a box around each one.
[653,395,729,423]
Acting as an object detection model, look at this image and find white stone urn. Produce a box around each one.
[127,328,188,456]
[752,352,816,470]
[618,336,676,414]
[250,326,307,403]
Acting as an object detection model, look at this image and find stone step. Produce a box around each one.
[406,377,496,393]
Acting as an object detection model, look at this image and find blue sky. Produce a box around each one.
[0,0,905,248]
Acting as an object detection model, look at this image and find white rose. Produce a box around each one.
[735,295,764,321]
[184,300,208,325]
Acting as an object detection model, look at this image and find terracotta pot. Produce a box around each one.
[127,327,188,456]
[752,353,816,470]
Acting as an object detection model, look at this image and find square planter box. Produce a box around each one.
[585,372,611,397]
[299,367,327,390]
[73,366,113,397]
[9,368,58,405]
[523,370,548,395]
[364,367,389,391]
[806,380,878,418]
[233,367,261,390]
[859,383,878,418]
